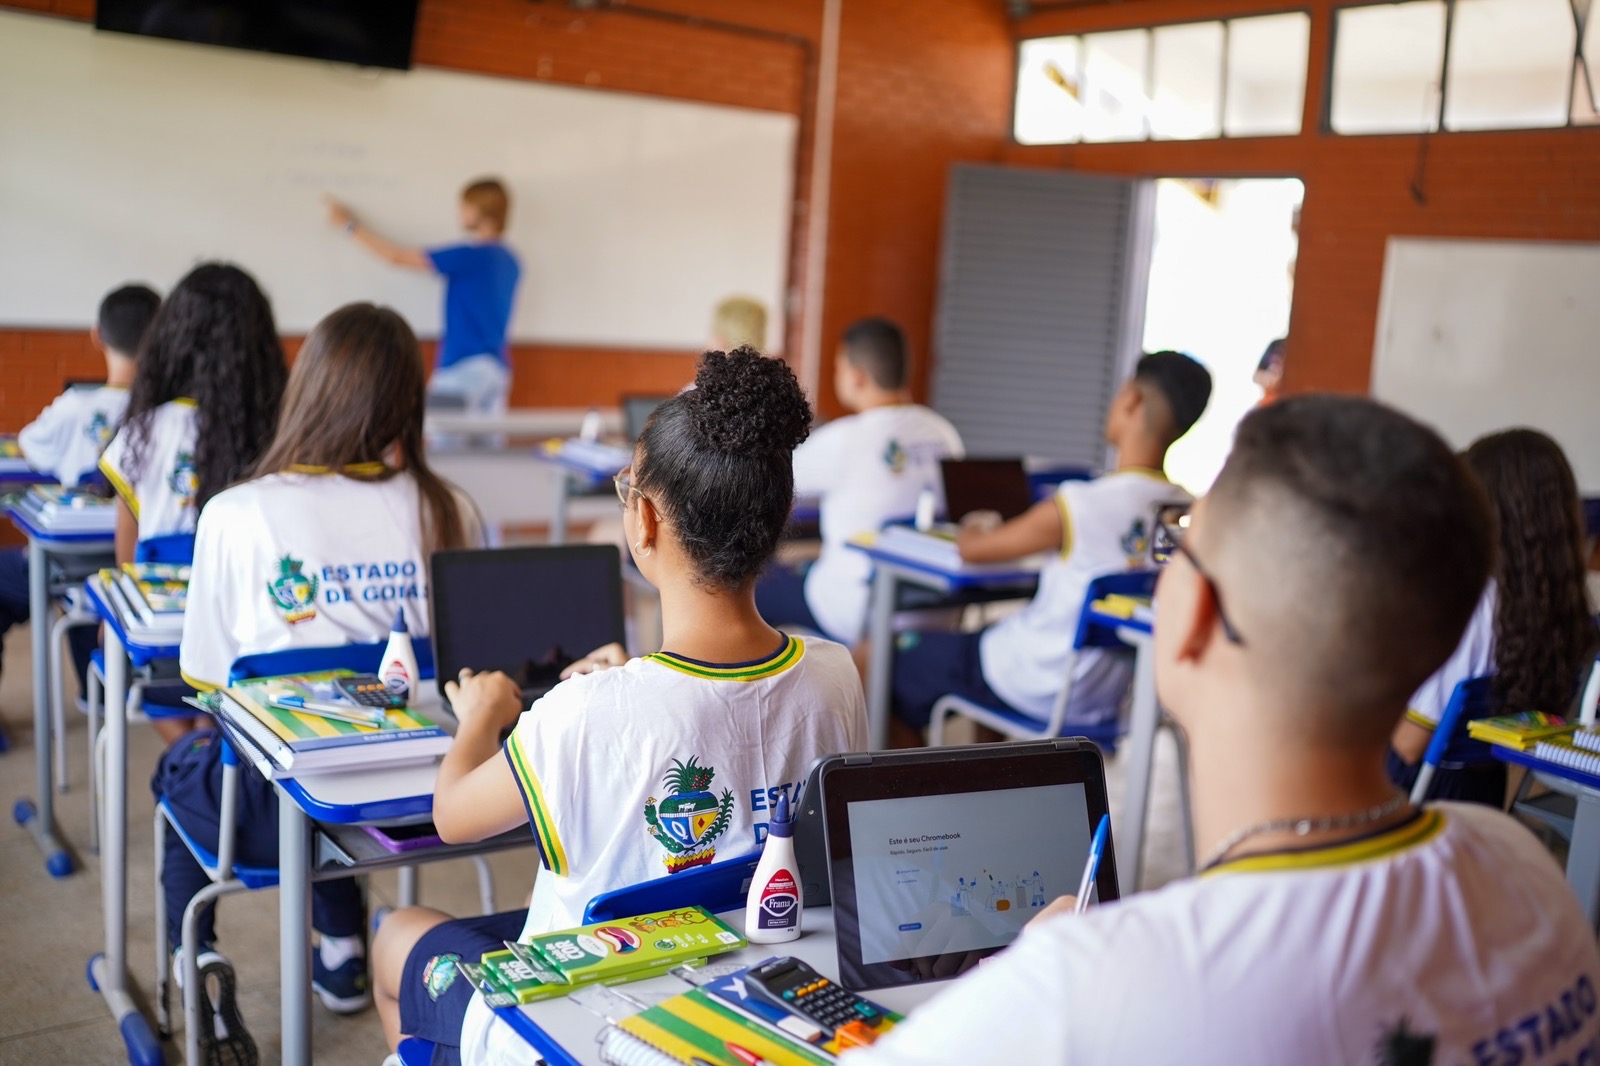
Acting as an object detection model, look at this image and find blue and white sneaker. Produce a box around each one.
[173,946,258,1066]
[313,951,372,1014]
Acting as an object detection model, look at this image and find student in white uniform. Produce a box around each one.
[848,395,1600,1066]
[371,347,869,1066]
[1,284,159,689]
[756,317,964,645]
[882,351,1210,746]
[99,263,287,566]
[161,304,481,1064]
[1390,428,1596,804]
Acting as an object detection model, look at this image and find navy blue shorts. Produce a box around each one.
[890,628,1016,729]
[400,909,527,1066]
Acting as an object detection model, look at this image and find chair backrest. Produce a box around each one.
[1410,675,1495,803]
[1071,570,1159,652]
[582,849,762,924]
[135,532,196,565]
[228,638,436,685]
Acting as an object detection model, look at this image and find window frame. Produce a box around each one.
[1323,0,1597,136]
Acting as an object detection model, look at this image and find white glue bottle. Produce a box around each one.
[378,609,419,704]
[746,792,802,943]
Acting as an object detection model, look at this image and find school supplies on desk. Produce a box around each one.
[115,562,190,625]
[1466,711,1574,751]
[1088,594,1153,625]
[215,670,449,772]
[0,436,21,459]
[867,524,1039,574]
[16,484,115,532]
[1529,734,1600,777]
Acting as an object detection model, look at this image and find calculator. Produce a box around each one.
[743,957,883,1045]
[333,675,408,710]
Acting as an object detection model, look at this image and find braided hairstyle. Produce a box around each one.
[122,263,287,512]
[1464,429,1597,714]
[635,347,812,591]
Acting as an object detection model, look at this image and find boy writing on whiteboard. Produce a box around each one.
[325,179,522,413]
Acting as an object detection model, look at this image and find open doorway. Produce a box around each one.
[1142,177,1303,494]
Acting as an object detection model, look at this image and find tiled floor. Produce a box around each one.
[0,625,1192,1065]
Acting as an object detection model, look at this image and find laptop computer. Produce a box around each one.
[940,458,1034,522]
[429,545,626,710]
[622,394,672,443]
[812,739,1118,991]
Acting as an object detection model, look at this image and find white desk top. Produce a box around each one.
[515,906,942,1064]
[426,408,624,440]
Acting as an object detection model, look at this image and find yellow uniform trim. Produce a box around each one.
[180,670,219,694]
[1203,808,1446,878]
[172,396,198,408]
[504,731,570,876]
[647,635,805,682]
[1055,492,1075,559]
[1404,708,1437,729]
[98,453,139,518]
[1119,466,1171,483]
[285,462,390,477]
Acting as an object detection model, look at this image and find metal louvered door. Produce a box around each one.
[932,165,1154,466]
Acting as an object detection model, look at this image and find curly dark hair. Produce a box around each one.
[1464,429,1597,714]
[122,263,287,512]
[635,346,812,591]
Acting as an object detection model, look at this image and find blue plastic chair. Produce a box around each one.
[1408,675,1496,804]
[397,1038,436,1065]
[583,849,763,923]
[229,637,436,686]
[135,532,197,565]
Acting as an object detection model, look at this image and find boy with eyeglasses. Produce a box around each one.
[846,395,1600,1065]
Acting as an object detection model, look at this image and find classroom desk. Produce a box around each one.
[82,573,181,1066]
[6,502,114,876]
[848,538,1040,751]
[533,439,633,545]
[212,713,537,1066]
[498,906,940,1065]
[1492,747,1600,927]
[0,435,51,486]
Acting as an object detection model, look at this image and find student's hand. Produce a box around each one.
[1025,894,1078,933]
[959,509,1004,534]
[324,195,354,230]
[560,642,628,680]
[444,669,524,732]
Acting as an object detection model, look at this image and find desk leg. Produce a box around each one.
[550,474,572,546]
[280,790,313,1066]
[1570,792,1600,930]
[1117,633,1158,894]
[14,537,72,875]
[865,569,898,751]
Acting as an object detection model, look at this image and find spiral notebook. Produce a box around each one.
[1533,734,1600,778]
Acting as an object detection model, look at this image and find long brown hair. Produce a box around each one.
[1464,429,1596,714]
[251,304,468,555]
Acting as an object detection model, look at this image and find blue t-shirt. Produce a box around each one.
[426,241,522,370]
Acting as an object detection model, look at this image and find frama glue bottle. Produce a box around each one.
[378,609,419,703]
[746,793,802,943]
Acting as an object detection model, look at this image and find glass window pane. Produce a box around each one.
[1330,2,1447,134]
[1082,29,1151,142]
[1575,1,1600,124]
[1444,0,1576,130]
[1225,13,1311,136]
[1015,36,1084,145]
[1151,22,1224,139]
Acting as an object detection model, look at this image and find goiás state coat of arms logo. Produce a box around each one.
[168,451,199,506]
[267,555,319,625]
[644,756,734,874]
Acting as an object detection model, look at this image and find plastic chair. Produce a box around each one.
[583,849,763,923]
[397,1038,436,1065]
[1408,676,1496,804]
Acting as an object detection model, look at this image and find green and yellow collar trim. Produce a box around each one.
[1203,808,1445,878]
[286,462,390,477]
[648,635,804,682]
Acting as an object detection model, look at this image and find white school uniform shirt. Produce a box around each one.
[1407,582,1497,729]
[98,398,199,542]
[792,405,964,643]
[850,803,1600,1066]
[17,384,129,486]
[460,636,868,1066]
[179,469,482,688]
[980,469,1186,724]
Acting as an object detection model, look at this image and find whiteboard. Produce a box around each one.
[1371,237,1600,493]
[0,12,795,348]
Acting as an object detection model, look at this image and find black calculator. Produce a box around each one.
[743,957,883,1042]
[333,675,408,710]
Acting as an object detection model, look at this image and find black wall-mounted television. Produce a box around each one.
[95,1,421,71]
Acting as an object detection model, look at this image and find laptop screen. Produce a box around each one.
[623,395,672,443]
[939,458,1034,522]
[429,546,626,700]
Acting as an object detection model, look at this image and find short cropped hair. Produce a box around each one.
[460,178,510,232]
[1135,351,1211,444]
[840,317,908,390]
[713,296,768,351]
[1207,395,1493,743]
[97,284,161,357]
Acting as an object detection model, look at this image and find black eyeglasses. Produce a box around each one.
[1152,503,1245,646]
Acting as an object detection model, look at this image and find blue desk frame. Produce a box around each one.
[1493,745,1600,927]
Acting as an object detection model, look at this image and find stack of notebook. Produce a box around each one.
[15,484,115,533]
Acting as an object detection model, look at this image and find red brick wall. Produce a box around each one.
[0,0,1012,429]
[1009,0,1600,396]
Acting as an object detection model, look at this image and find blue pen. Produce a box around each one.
[1074,814,1111,914]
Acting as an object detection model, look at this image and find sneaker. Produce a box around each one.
[313,951,372,1014]
[173,946,258,1066]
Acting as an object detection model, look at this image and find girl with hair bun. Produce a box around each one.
[372,347,868,1066]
